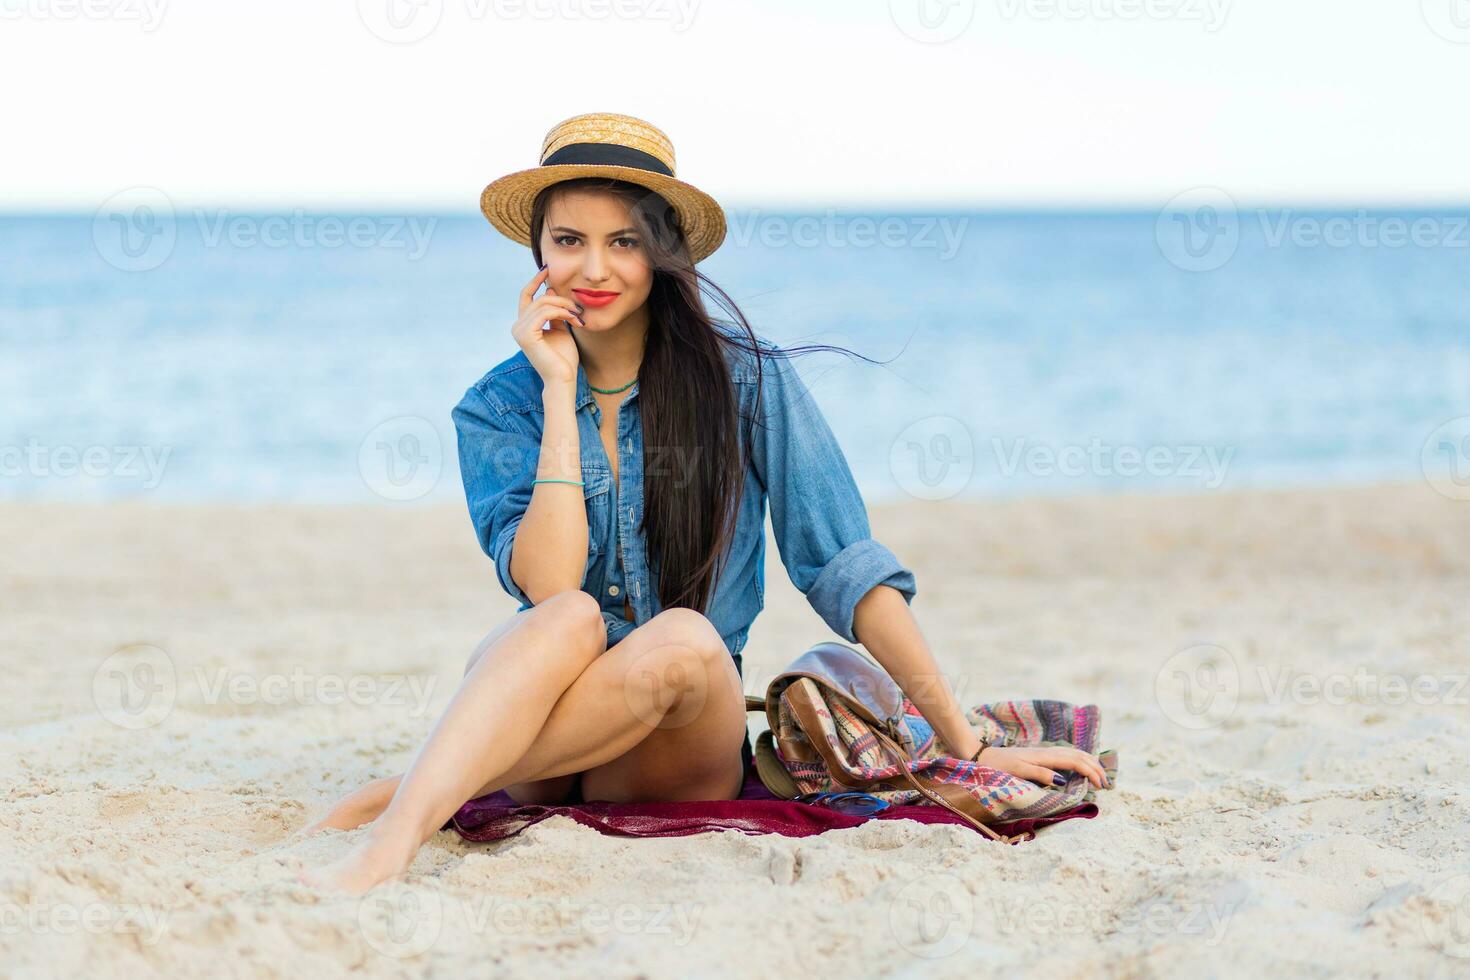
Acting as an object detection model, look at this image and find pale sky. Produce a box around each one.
[3,0,1468,210]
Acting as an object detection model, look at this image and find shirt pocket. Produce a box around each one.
[582,466,613,556]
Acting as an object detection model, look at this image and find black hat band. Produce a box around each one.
[540,142,674,177]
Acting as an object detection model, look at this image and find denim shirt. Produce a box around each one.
[450,327,918,679]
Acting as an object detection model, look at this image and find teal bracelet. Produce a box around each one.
[532,478,585,487]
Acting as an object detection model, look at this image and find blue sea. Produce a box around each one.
[3,206,1468,504]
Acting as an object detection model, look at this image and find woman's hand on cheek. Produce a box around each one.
[513,265,584,386]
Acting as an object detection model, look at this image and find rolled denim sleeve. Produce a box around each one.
[748,344,917,643]
[451,384,538,609]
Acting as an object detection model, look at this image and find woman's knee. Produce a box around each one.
[631,608,739,709]
[466,590,606,676]
[532,588,606,638]
[645,607,727,666]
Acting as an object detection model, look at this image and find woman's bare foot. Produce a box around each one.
[299,832,419,896]
[298,775,403,837]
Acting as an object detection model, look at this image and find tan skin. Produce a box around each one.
[300,189,1108,894]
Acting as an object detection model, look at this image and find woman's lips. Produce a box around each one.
[572,289,620,308]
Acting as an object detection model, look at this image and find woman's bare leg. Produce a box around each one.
[302,606,745,832]
[301,607,552,835]
[301,590,606,891]
[302,598,745,893]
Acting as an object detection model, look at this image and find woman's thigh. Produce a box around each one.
[577,608,748,804]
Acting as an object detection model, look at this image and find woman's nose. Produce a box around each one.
[581,247,610,282]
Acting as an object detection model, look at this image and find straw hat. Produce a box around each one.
[479,112,728,263]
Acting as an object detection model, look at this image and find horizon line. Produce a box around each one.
[6,199,1470,217]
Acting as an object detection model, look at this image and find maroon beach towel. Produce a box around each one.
[447,763,1097,845]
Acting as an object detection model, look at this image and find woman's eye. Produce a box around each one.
[551,234,636,248]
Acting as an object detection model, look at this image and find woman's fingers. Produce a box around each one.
[537,292,583,319]
[518,265,551,315]
[518,299,583,338]
[541,298,584,330]
[977,746,1111,790]
[515,270,585,335]
[1058,750,1108,788]
[544,286,586,318]
[1049,753,1101,788]
[1031,748,1108,788]
[1022,764,1063,787]
[538,295,583,318]
[1076,750,1110,788]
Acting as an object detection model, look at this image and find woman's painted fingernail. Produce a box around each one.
[1051,774,1065,786]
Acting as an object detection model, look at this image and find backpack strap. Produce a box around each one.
[867,721,1028,844]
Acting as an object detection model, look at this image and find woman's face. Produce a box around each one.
[537,190,653,332]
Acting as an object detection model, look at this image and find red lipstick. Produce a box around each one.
[572,289,621,308]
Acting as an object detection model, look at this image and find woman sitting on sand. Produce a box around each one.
[303,114,1109,894]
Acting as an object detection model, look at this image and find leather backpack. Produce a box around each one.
[744,641,1117,844]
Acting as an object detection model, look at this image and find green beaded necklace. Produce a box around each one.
[588,377,637,394]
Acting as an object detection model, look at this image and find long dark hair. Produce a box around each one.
[529,178,888,615]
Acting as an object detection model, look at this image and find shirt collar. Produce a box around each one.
[575,362,595,412]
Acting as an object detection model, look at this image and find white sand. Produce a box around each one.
[3,483,1468,976]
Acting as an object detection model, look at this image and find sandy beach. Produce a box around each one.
[3,482,1468,977]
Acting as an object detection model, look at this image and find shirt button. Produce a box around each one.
[608,585,620,597]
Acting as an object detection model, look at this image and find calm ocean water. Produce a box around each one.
[3,207,1468,504]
